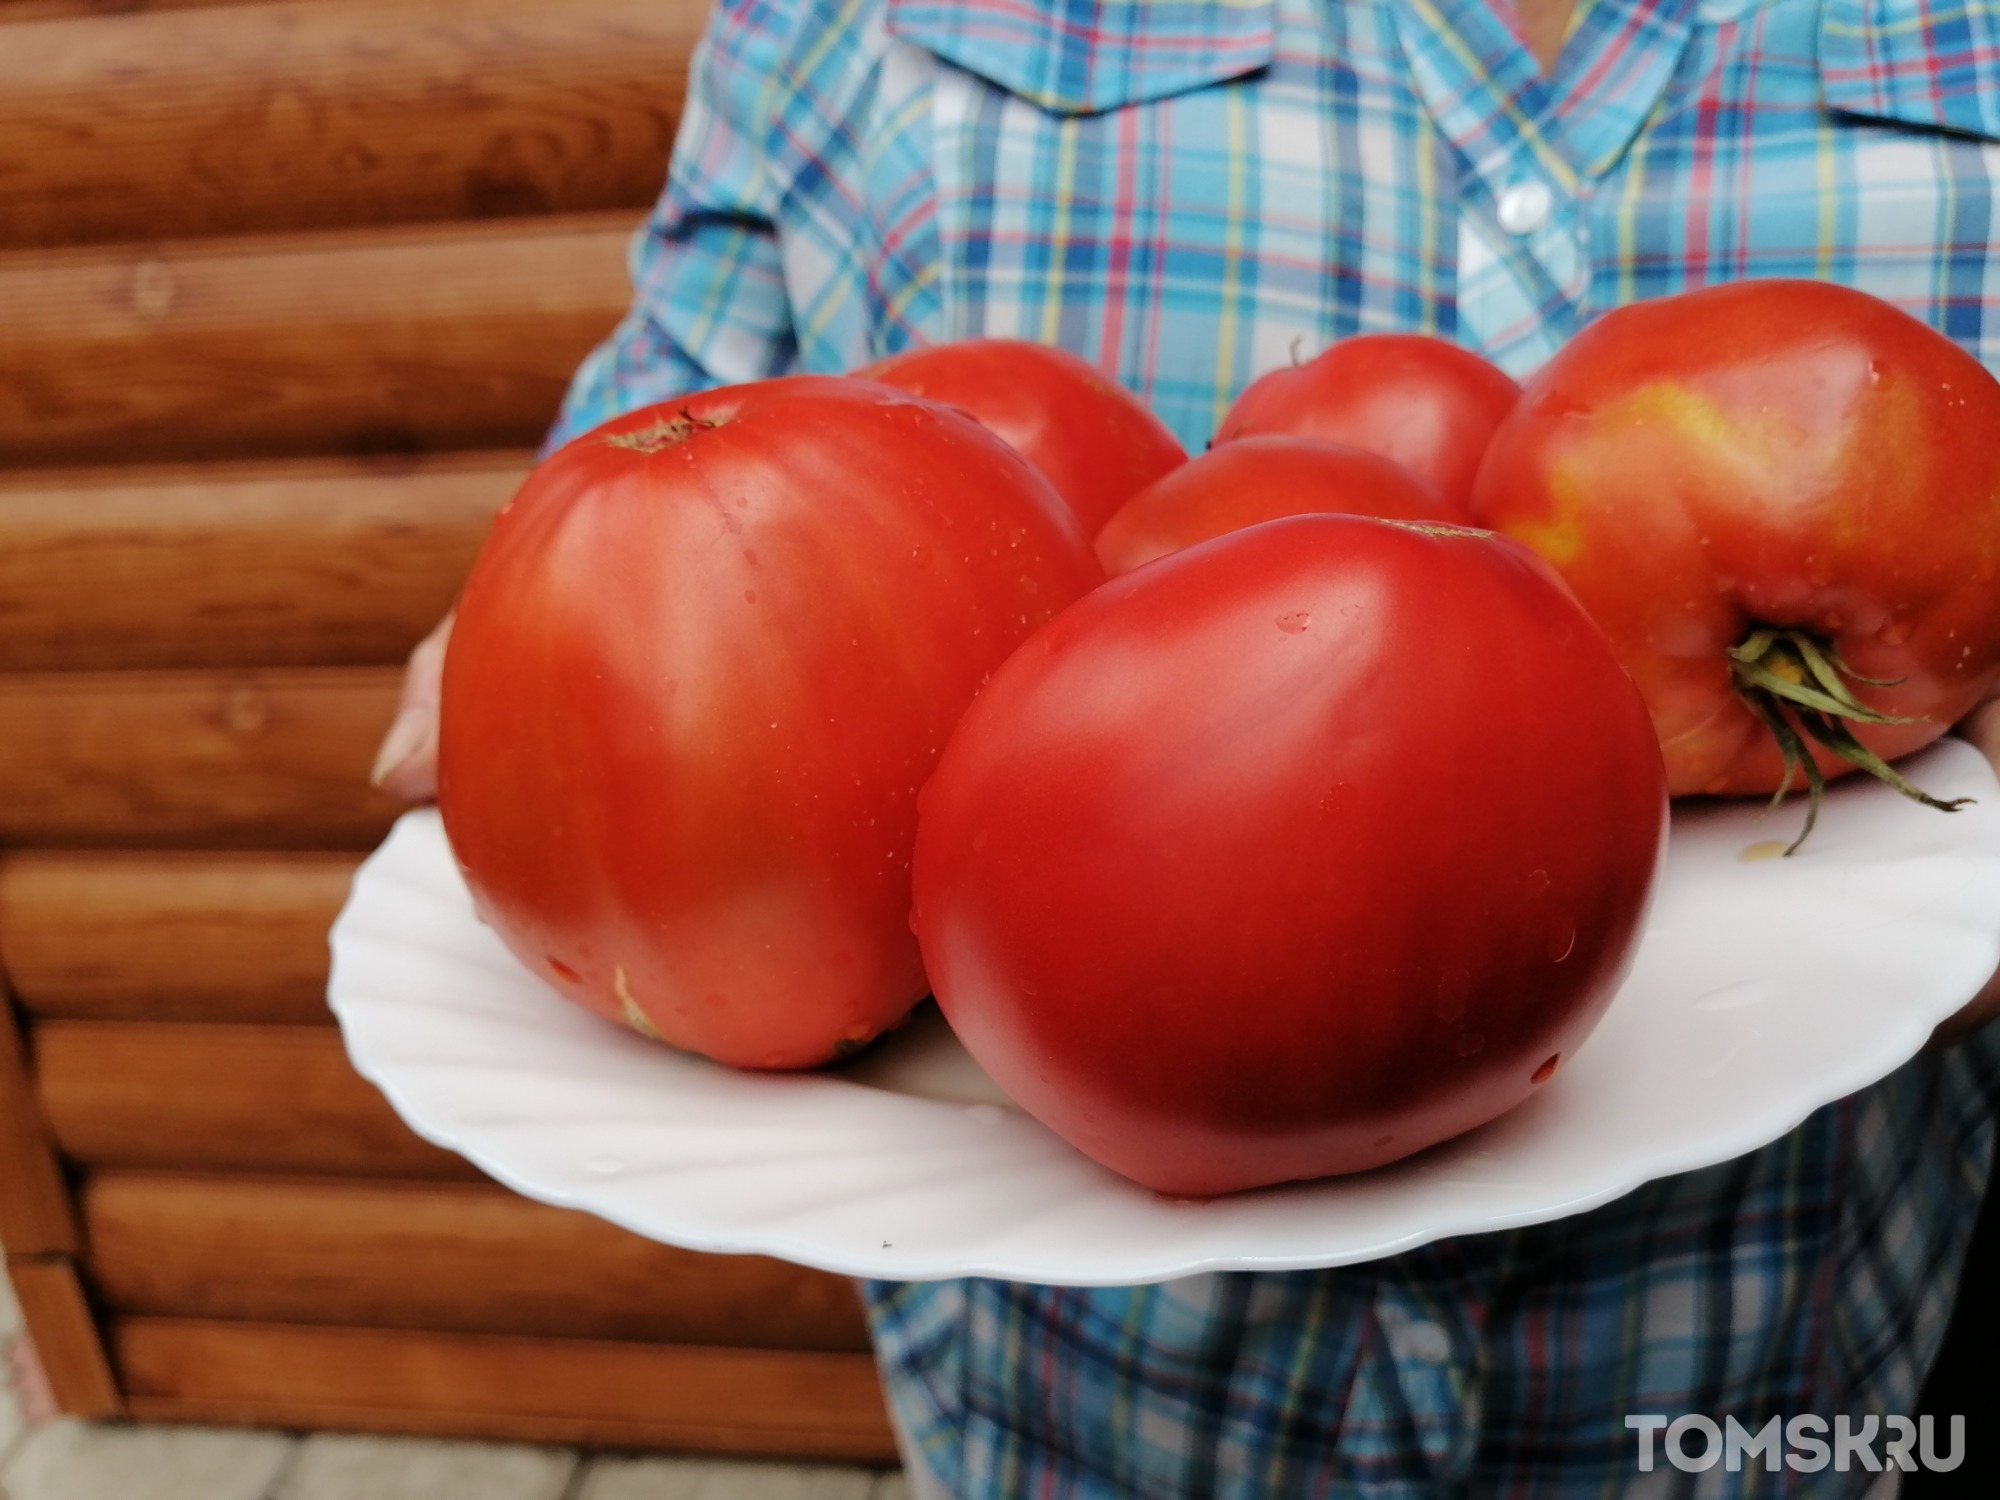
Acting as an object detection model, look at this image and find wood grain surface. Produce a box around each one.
[116,1319,899,1459]
[0,0,695,249]
[0,453,517,671]
[0,3,258,22]
[0,985,80,1254]
[0,213,633,468]
[33,1020,483,1179]
[0,666,405,848]
[0,850,358,1023]
[83,1172,875,1352]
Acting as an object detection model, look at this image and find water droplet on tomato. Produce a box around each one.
[1276,611,1311,634]
[1878,619,1913,646]
[1525,868,1550,896]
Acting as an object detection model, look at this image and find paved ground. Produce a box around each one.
[0,1274,907,1500]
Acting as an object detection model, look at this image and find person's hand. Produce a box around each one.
[1929,691,2000,1048]
[371,610,453,803]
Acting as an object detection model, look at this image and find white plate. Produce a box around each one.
[329,739,2000,1286]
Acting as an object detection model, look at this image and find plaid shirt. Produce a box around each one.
[549,0,2000,1492]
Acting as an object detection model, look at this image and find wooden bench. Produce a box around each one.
[0,0,895,1461]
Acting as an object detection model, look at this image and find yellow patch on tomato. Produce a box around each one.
[1614,381,1743,450]
[1503,464,1590,566]
[614,965,662,1041]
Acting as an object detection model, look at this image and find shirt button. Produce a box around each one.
[1496,180,1554,235]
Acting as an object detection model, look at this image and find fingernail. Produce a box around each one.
[370,708,431,789]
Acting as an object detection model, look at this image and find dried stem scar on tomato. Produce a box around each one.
[439,376,1103,1070]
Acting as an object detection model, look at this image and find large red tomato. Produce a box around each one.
[1471,280,2000,823]
[439,376,1102,1070]
[858,339,1187,535]
[911,515,1666,1196]
[1094,434,1452,575]
[1214,333,1518,510]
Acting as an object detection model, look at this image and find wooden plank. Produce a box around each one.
[33,1020,482,1180]
[0,666,404,849]
[0,0,695,250]
[8,1257,121,1418]
[81,1172,873,1353]
[0,851,357,1024]
[0,453,518,671]
[0,213,633,468]
[0,983,79,1253]
[0,3,252,22]
[116,1319,897,1461]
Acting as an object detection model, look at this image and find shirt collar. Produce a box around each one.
[1389,0,1701,184]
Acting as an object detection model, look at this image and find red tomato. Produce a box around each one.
[1214,333,1519,510]
[1094,434,1452,575]
[911,515,1666,1196]
[438,376,1103,1070]
[1471,280,2000,815]
[858,339,1187,536]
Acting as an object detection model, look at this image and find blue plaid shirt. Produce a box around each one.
[549,0,2000,1492]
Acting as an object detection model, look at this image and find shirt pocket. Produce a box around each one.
[884,0,1275,116]
[1819,0,2000,140]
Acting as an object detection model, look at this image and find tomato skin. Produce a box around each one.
[1470,280,2000,797]
[1214,334,1519,510]
[858,339,1188,536]
[1095,434,1453,575]
[438,376,1103,1070]
[911,515,1666,1196]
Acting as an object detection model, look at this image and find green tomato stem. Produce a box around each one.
[1727,628,1971,855]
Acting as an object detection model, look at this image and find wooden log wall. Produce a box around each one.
[0,0,898,1460]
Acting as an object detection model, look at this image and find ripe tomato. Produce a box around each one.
[1214,333,1518,510]
[1471,280,2000,824]
[439,376,1102,1070]
[858,339,1187,536]
[911,515,1666,1196]
[1094,434,1452,575]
